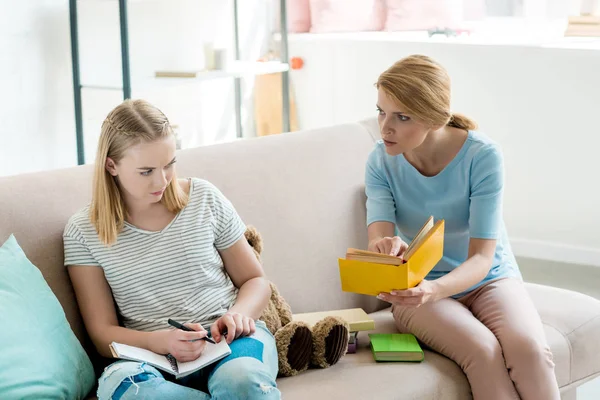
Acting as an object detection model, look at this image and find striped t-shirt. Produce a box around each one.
[63,178,247,332]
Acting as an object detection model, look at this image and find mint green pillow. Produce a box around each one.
[0,235,95,400]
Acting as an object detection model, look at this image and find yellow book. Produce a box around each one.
[339,217,444,296]
[292,308,375,332]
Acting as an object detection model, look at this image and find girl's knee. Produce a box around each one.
[210,358,280,399]
[97,361,164,400]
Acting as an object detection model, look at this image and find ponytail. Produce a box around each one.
[447,112,478,130]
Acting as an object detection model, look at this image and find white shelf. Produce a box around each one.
[276,30,600,51]
[81,61,290,92]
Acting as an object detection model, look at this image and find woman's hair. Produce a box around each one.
[376,54,478,131]
[90,99,188,245]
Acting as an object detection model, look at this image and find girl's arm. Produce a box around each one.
[213,237,271,343]
[68,266,206,361]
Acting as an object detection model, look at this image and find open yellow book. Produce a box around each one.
[339,216,444,296]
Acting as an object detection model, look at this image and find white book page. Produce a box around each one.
[111,342,173,372]
[405,217,434,259]
[178,339,231,375]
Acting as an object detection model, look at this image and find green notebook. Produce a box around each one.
[368,333,424,362]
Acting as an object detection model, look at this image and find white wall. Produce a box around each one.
[285,33,600,266]
[0,0,274,177]
[0,0,75,177]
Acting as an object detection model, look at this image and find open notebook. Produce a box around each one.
[109,340,231,379]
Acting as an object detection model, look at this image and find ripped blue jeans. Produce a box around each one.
[97,321,280,400]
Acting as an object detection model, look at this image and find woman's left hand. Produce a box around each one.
[377,279,440,308]
[210,311,256,344]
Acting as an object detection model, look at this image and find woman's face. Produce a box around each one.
[106,136,177,205]
[377,88,429,156]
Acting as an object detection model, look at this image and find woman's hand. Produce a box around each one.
[377,279,440,308]
[148,323,208,362]
[210,311,256,344]
[368,236,408,258]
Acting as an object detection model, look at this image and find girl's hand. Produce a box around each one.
[368,236,408,258]
[210,312,256,344]
[148,323,208,362]
[377,279,440,308]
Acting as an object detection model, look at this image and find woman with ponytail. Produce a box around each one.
[367,55,560,399]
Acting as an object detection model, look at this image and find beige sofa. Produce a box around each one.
[1,118,599,400]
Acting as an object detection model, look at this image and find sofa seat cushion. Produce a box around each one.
[276,282,600,399]
[526,283,600,389]
[277,309,471,399]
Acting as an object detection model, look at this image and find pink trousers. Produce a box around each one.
[392,278,561,400]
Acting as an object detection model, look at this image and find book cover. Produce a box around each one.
[109,339,231,379]
[339,217,444,296]
[368,333,424,362]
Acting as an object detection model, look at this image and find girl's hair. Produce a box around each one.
[90,99,188,245]
[376,54,478,131]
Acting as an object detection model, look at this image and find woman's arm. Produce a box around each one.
[379,145,505,306]
[368,222,408,257]
[213,237,271,342]
[430,237,496,298]
[368,221,395,245]
[377,238,495,306]
[68,266,206,360]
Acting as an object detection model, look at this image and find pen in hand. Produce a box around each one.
[167,319,216,344]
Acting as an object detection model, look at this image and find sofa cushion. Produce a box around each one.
[0,235,96,400]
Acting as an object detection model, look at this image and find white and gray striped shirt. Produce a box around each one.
[63,178,246,332]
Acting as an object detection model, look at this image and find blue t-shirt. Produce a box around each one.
[365,131,522,298]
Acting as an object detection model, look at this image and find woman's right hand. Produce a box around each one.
[368,236,408,258]
[148,323,208,362]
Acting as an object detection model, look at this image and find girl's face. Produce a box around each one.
[106,136,177,205]
[376,88,430,156]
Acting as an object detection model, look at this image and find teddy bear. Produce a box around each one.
[244,226,350,377]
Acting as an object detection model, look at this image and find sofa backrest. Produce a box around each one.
[0,118,382,362]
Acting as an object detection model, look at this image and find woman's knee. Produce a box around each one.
[501,332,554,368]
[209,357,280,399]
[460,332,505,370]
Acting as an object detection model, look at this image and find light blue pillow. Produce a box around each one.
[0,235,95,400]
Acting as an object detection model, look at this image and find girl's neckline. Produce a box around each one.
[123,178,194,234]
[399,130,472,179]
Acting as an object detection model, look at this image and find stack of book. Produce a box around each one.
[348,331,359,353]
[368,333,424,362]
[565,15,600,37]
[292,308,375,354]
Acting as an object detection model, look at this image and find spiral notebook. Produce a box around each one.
[109,339,231,379]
